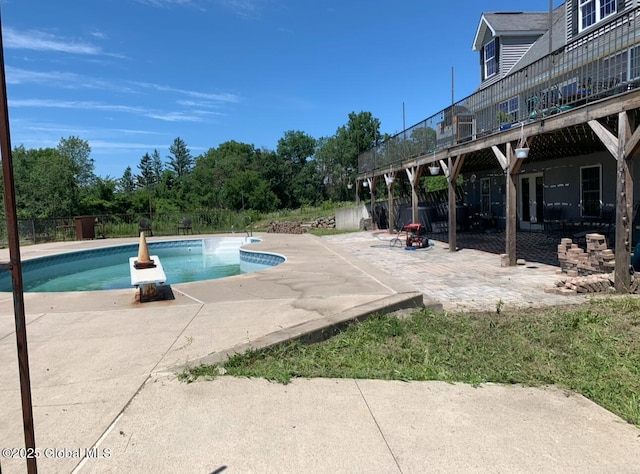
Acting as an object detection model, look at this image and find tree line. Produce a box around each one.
[3,111,386,219]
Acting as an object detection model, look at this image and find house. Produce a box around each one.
[356,0,640,291]
[466,0,636,229]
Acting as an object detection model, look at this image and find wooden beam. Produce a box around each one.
[448,156,457,253]
[385,173,396,233]
[368,177,377,230]
[406,166,423,224]
[509,142,524,175]
[614,111,633,292]
[439,159,449,178]
[624,121,640,158]
[588,119,618,157]
[491,145,508,170]
[505,144,517,266]
[449,154,465,181]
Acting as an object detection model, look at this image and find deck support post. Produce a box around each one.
[493,142,524,266]
[385,172,396,233]
[446,155,464,252]
[614,113,634,291]
[505,143,520,266]
[406,166,423,225]
[589,113,640,292]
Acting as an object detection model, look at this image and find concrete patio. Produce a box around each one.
[1,232,638,473]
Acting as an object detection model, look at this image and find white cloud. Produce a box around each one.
[132,81,240,103]
[9,99,210,123]
[217,0,266,18]
[135,0,269,18]
[144,111,204,122]
[9,98,146,114]
[4,27,102,55]
[134,0,202,8]
[6,67,81,85]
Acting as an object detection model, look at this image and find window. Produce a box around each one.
[630,46,640,80]
[579,0,617,32]
[499,97,519,122]
[480,178,491,214]
[602,51,627,85]
[580,165,602,217]
[484,39,496,78]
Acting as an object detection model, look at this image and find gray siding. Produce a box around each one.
[462,151,622,225]
[480,36,540,89]
[501,37,538,75]
[566,0,576,43]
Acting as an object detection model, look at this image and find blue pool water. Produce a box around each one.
[0,238,285,292]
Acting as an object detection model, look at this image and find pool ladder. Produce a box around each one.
[231,214,253,237]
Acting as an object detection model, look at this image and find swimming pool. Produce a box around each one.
[0,237,285,292]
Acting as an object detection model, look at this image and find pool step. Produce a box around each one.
[202,237,249,255]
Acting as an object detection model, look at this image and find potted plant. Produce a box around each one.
[496,111,513,131]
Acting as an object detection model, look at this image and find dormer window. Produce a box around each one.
[579,0,616,32]
[484,39,497,78]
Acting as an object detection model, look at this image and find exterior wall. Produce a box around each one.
[460,170,507,228]
[540,152,616,220]
[460,151,629,230]
[501,36,539,76]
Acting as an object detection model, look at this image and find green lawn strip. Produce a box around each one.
[182,297,640,426]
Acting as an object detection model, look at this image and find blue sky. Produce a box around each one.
[1,0,563,178]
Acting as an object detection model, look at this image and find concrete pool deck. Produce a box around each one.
[0,232,639,473]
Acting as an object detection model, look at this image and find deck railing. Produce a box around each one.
[358,6,640,174]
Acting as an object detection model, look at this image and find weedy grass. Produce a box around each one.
[182,297,640,426]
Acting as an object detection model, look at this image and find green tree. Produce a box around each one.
[255,148,292,208]
[344,111,380,159]
[277,130,316,170]
[118,166,136,194]
[79,176,117,214]
[57,136,95,188]
[13,145,77,217]
[168,137,193,178]
[313,136,344,201]
[274,131,317,208]
[137,152,154,188]
[151,149,164,183]
[315,111,381,201]
[223,170,280,212]
[189,141,255,209]
[291,160,324,206]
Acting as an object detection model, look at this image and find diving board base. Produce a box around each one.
[130,256,167,302]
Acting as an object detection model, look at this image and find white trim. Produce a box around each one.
[518,172,544,229]
[484,38,497,79]
[579,0,618,33]
[579,164,603,217]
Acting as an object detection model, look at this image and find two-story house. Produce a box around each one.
[357,0,640,291]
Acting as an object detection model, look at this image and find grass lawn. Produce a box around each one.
[181,296,640,427]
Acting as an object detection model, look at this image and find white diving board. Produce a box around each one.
[129,255,167,301]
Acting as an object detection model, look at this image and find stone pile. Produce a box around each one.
[551,233,620,295]
[545,273,615,295]
[311,216,335,229]
[266,216,335,233]
[266,221,307,234]
[557,234,615,276]
[547,273,640,295]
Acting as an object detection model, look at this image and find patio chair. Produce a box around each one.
[177,218,192,235]
[138,219,153,237]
